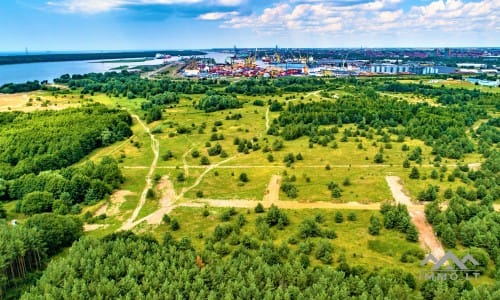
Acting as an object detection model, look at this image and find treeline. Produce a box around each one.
[274,94,485,159]
[3,156,124,214]
[195,92,242,112]
[0,50,205,65]
[0,104,132,179]
[21,231,499,299]
[424,153,499,258]
[224,77,327,95]
[0,81,42,94]
[1,213,83,298]
[375,81,498,106]
[54,71,212,97]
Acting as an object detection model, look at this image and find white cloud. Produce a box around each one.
[47,0,239,14]
[198,11,238,20]
[221,0,499,36]
[216,0,244,5]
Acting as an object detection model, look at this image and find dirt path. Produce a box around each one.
[177,155,239,199]
[180,199,381,210]
[385,176,412,206]
[181,148,193,177]
[265,107,270,131]
[127,176,177,228]
[128,162,483,170]
[263,175,281,203]
[120,115,159,231]
[385,176,445,259]
[84,224,109,232]
[410,210,445,259]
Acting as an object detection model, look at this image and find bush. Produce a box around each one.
[200,156,210,165]
[368,216,381,235]
[239,173,249,183]
[146,188,155,199]
[191,150,200,158]
[254,202,265,213]
[323,229,337,239]
[299,219,322,238]
[162,214,171,224]
[409,167,420,179]
[196,190,204,198]
[21,191,54,215]
[281,182,298,198]
[334,211,344,223]
[170,218,180,231]
[347,212,357,221]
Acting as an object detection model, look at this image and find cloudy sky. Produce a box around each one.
[0,0,498,51]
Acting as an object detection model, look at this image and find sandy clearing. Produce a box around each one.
[128,176,177,227]
[263,175,281,203]
[106,190,135,217]
[84,224,109,232]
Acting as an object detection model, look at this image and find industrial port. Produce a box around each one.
[172,47,499,86]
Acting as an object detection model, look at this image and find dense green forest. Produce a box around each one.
[21,231,499,299]
[0,214,83,298]
[0,104,131,180]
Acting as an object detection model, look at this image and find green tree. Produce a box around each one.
[239,173,249,183]
[406,224,418,242]
[254,202,265,213]
[21,191,54,215]
[368,216,381,235]
[25,213,83,255]
[334,211,344,223]
[409,167,420,179]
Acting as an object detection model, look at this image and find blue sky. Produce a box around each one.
[0,0,498,51]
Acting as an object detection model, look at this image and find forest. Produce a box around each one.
[0,73,498,299]
[21,231,499,299]
[0,104,132,180]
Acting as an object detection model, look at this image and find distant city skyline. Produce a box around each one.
[1,0,498,51]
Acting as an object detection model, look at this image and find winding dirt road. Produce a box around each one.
[120,115,160,231]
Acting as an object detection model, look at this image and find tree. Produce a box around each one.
[347,212,357,221]
[170,218,180,231]
[334,211,344,223]
[409,167,420,179]
[176,172,185,182]
[239,173,249,183]
[200,156,210,165]
[21,191,54,215]
[254,202,265,213]
[403,159,410,168]
[441,224,456,248]
[368,216,381,235]
[25,213,83,255]
[374,153,384,164]
[299,219,322,238]
[406,224,418,242]
[0,203,6,218]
